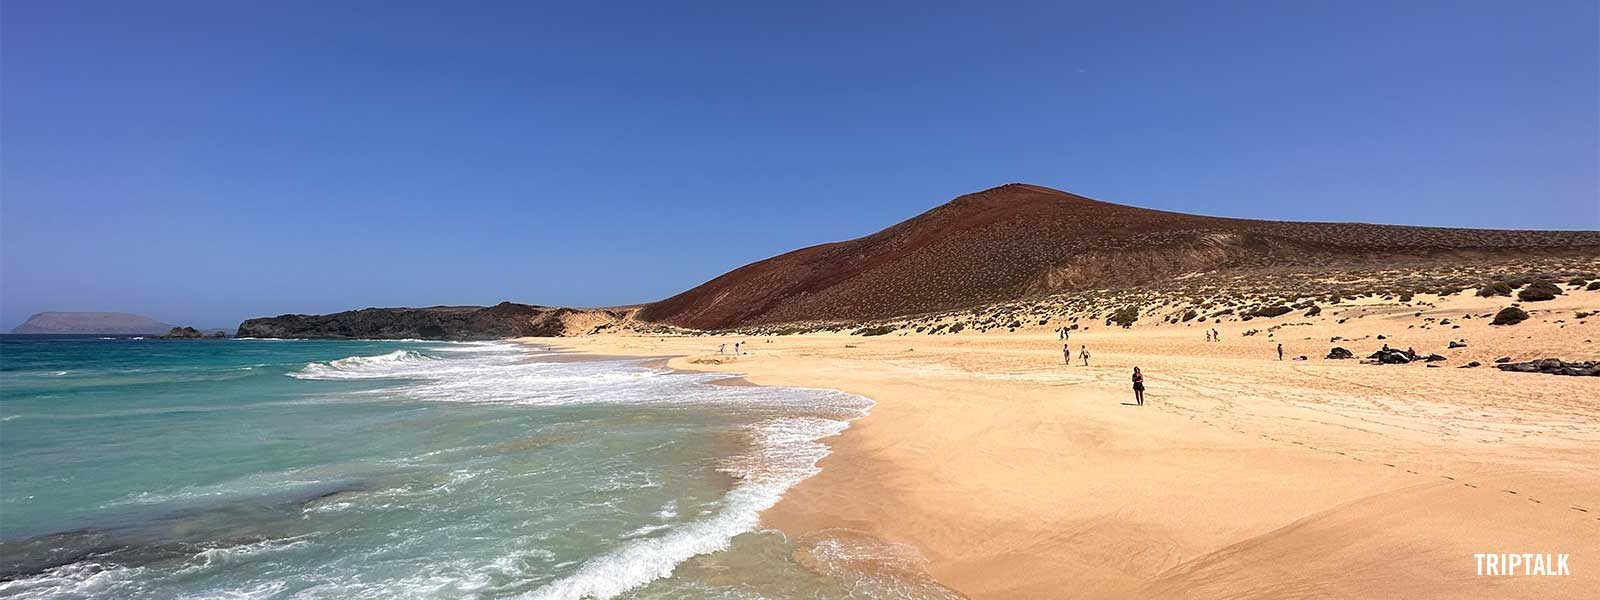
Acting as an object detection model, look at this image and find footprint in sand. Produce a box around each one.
[1440,475,1455,480]
[1502,490,1518,495]
[1571,506,1589,513]
[1464,483,1478,488]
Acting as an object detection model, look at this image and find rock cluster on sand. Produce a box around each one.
[1326,347,1354,360]
[1365,348,1443,364]
[159,326,204,339]
[1496,358,1600,377]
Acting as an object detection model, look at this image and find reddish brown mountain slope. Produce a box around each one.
[640,184,1600,330]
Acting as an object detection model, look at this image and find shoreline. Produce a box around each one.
[535,288,1599,599]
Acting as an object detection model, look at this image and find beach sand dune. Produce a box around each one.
[543,288,1599,599]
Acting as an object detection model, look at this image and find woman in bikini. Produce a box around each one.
[1132,366,1145,406]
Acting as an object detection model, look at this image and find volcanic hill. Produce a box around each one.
[640,184,1600,330]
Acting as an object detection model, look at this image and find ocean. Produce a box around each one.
[0,336,957,599]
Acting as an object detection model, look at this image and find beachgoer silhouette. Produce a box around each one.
[1063,343,1071,365]
[1132,367,1145,406]
[718,343,725,354]
[1080,346,1090,366]
[1277,343,1283,361]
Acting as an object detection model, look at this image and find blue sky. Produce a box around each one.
[3,1,1596,329]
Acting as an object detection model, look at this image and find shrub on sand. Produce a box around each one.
[1517,281,1562,302]
[1491,307,1528,326]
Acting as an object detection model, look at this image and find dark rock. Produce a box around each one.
[1304,305,1321,317]
[1250,305,1293,318]
[1326,347,1354,360]
[1459,361,1482,368]
[1366,348,1417,364]
[159,326,204,339]
[1496,358,1600,377]
[1448,340,1467,349]
[1491,307,1528,326]
[1376,334,1387,340]
[1423,354,1447,362]
[1494,356,1512,363]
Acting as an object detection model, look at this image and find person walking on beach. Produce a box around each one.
[1205,329,1212,342]
[1080,346,1090,366]
[1132,366,1145,406]
[718,343,726,355]
[1063,343,1071,365]
[1277,343,1284,361]
[734,341,742,355]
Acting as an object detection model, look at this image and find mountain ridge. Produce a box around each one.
[638,183,1600,330]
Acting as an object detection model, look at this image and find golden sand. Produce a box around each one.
[532,289,1599,599]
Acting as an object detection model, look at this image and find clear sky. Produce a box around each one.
[3,1,1596,329]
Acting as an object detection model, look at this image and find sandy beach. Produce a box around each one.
[539,289,1599,599]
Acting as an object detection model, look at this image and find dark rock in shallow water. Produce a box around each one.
[1496,358,1600,377]
[1326,347,1354,360]
[159,326,204,339]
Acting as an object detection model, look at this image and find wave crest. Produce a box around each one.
[289,350,436,380]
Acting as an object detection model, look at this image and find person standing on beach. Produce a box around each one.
[1211,328,1219,342]
[1063,343,1071,365]
[718,343,726,354]
[1277,343,1284,361]
[1132,367,1145,406]
[734,341,742,355]
[1080,346,1090,366]
[1205,330,1212,342]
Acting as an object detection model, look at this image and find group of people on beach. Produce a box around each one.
[1204,328,1220,342]
[1062,343,1089,366]
[717,341,744,355]
[1062,343,1141,405]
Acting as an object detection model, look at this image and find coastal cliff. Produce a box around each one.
[236,302,637,340]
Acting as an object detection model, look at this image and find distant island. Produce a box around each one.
[10,312,175,335]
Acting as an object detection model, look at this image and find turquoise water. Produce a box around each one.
[0,336,957,599]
